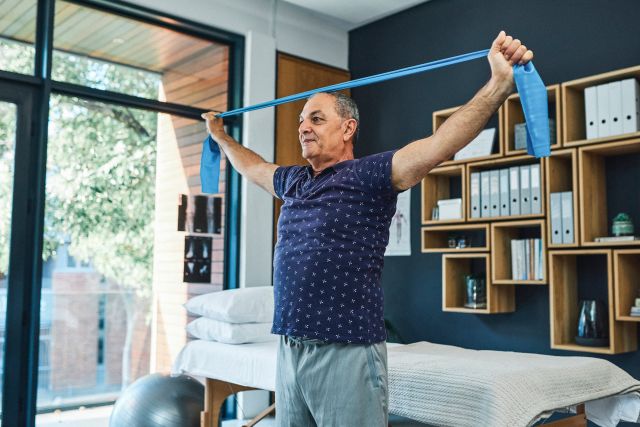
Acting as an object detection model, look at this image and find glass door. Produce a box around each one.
[0,80,38,427]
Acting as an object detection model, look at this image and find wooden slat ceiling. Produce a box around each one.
[0,0,228,75]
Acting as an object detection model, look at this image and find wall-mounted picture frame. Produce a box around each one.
[183,236,212,283]
[177,194,222,234]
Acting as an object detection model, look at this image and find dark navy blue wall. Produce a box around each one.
[349,0,640,383]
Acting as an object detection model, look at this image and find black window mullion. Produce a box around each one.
[1,0,56,425]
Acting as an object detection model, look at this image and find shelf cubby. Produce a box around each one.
[490,219,546,285]
[545,148,579,248]
[433,105,504,166]
[549,249,637,354]
[613,249,640,322]
[466,155,545,222]
[442,253,514,314]
[421,164,465,224]
[421,223,489,253]
[578,138,640,247]
[504,84,562,155]
[562,65,640,147]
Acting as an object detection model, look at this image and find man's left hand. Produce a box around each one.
[488,30,534,90]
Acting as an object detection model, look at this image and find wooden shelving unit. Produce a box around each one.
[421,165,465,224]
[549,249,637,354]
[613,249,640,322]
[545,148,579,248]
[562,65,640,147]
[421,223,489,253]
[466,155,545,223]
[433,105,504,166]
[491,219,546,285]
[423,64,640,354]
[442,253,514,314]
[578,138,640,247]
[504,84,562,155]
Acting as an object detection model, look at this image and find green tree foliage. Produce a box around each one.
[1,39,161,298]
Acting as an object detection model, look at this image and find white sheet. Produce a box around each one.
[172,339,278,391]
[172,339,640,427]
[388,342,640,427]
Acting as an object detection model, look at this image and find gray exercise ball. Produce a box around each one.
[110,373,204,427]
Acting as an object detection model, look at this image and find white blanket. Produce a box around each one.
[388,342,640,427]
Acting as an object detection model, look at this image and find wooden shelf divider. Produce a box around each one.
[545,148,579,248]
[562,65,640,147]
[549,249,637,354]
[613,249,640,322]
[442,253,514,314]
[422,223,489,253]
[491,219,547,285]
[421,164,465,224]
[578,138,640,247]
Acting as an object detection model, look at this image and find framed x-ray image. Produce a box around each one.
[183,236,212,283]
[177,194,222,234]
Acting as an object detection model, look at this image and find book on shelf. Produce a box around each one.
[635,298,640,307]
[630,306,640,316]
[510,238,542,281]
[594,235,640,242]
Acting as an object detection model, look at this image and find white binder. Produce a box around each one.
[596,83,610,138]
[470,172,481,218]
[480,171,491,218]
[490,169,500,217]
[509,166,520,216]
[530,164,541,214]
[499,168,510,217]
[621,78,640,134]
[550,192,563,245]
[608,80,623,136]
[519,165,531,215]
[584,85,598,139]
[561,191,574,244]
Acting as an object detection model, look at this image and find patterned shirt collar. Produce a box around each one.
[304,158,353,179]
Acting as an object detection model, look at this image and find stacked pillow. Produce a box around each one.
[184,286,276,345]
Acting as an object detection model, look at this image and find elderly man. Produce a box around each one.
[202,30,533,427]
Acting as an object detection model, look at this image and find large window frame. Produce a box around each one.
[0,1,244,426]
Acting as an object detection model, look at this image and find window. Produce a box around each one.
[0,1,242,424]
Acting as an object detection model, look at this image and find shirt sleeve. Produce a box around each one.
[353,150,398,197]
[273,165,304,199]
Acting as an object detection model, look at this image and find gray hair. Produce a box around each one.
[309,92,360,143]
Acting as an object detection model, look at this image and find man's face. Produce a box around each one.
[298,93,348,163]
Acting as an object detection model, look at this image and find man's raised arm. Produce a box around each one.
[202,112,279,197]
[391,31,534,192]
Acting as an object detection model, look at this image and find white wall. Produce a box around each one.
[128,0,349,419]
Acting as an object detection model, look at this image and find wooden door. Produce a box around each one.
[274,53,350,232]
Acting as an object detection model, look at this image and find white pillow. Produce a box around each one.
[184,286,274,323]
[186,317,276,344]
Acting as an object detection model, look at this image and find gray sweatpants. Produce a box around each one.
[275,335,388,427]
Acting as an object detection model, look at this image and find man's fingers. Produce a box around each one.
[201,111,223,120]
[504,39,521,59]
[519,50,534,64]
[500,35,514,52]
[491,30,506,50]
[510,45,528,64]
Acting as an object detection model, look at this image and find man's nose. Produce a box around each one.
[298,119,311,134]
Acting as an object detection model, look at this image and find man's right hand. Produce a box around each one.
[201,111,226,142]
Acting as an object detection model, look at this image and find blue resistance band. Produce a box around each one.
[201,49,549,193]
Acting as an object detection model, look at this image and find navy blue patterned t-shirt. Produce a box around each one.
[272,150,398,344]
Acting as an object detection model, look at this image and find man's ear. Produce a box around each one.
[343,119,357,141]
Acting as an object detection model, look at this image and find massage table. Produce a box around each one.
[172,339,640,427]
